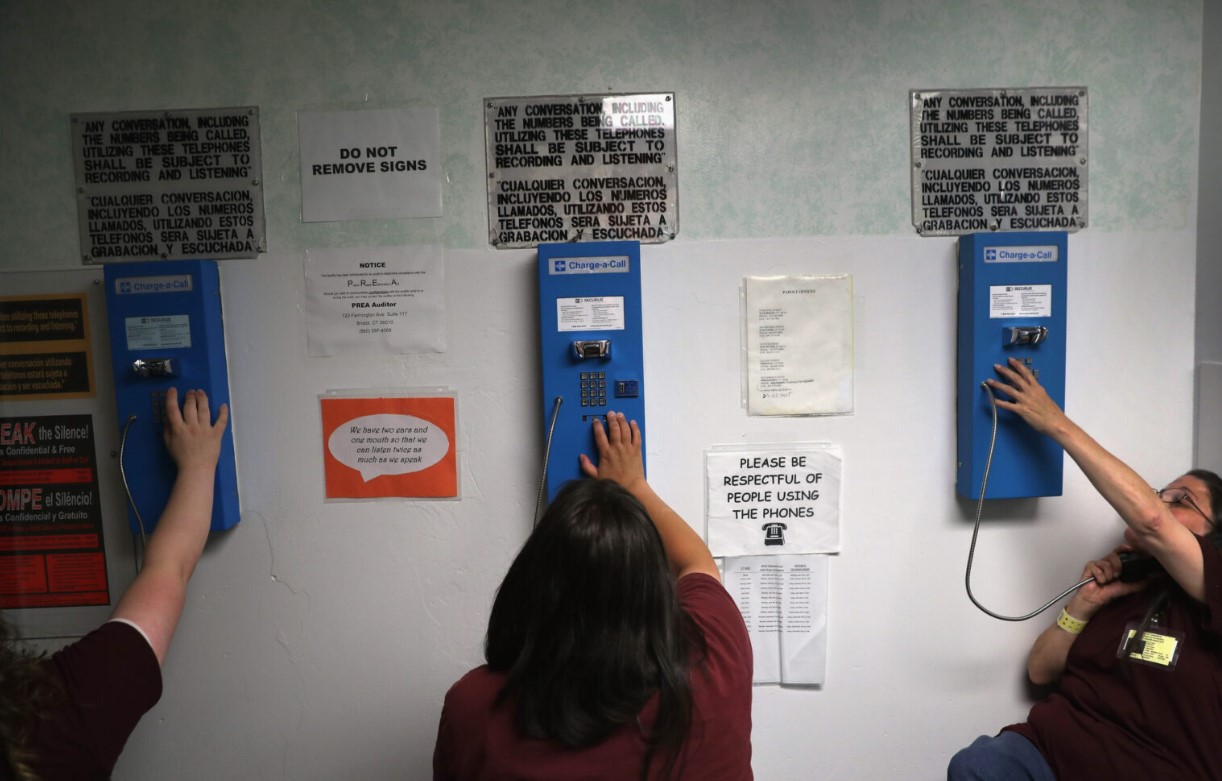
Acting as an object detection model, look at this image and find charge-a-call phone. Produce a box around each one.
[537,241,645,503]
[103,259,239,535]
[958,232,1072,621]
[956,232,1068,500]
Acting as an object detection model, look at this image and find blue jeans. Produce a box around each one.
[948,732,1056,781]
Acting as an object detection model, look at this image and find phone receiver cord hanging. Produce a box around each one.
[533,396,564,526]
[119,413,149,568]
[965,382,1094,621]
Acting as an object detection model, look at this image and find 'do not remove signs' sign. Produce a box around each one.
[484,93,677,249]
[298,107,442,222]
[910,87,1088,237]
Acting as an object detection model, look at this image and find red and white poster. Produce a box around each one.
[0,415,109,608]
[319,393,458,500]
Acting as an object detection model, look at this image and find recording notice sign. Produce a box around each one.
[484,93,677,249]
[910,87,1088,236]
[71,106,266,263]
[0,294,94,400]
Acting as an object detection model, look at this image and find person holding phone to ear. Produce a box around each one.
[948,359,1222,781]
[0,388,228,781]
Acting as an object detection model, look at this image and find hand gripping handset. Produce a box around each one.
[1117,532,1222,582]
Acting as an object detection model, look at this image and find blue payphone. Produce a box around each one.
[956,232,1068,500]
[103,259,239,534]
[537,241,645,504]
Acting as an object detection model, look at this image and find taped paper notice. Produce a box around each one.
[724,554,828,685]
[706,444,842,556]
[745,275,853,415]
[304,245,446,357]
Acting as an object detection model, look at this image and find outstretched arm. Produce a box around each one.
[111,388,228,664]
[579,411,720,581]
[986,358,1205,601]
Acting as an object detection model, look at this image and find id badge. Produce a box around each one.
[1116,623,1184,671]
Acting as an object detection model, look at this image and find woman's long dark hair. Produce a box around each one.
[0,615,61,781]
[1123,469,1222,661]
[485,479,704,780]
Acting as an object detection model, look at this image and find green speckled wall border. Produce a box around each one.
[0,0,1202,264]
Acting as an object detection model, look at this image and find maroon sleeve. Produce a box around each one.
[678,572,753,683]
[676,572,754,779]
[1198,533,1222,634]
[432,666,499,781]
[38,621,162,777]
[432,693,458,781]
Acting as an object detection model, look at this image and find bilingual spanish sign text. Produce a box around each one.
[910,87,1088,237]
[484,93,677,249]
[71,106,266,264]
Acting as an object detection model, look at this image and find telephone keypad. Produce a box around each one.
[579,371,607,407]
[150,390,168,427]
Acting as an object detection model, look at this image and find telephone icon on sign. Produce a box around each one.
[762,522,788,546]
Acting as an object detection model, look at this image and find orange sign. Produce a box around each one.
[320,395,458,499]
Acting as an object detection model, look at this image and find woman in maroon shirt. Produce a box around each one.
[434,411,753,781]
[1,388,228,781]
[949,359,1222,780]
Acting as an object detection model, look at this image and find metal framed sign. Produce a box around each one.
[71,106,266,263]
[484,93,677,249]
[910,87,1087,236]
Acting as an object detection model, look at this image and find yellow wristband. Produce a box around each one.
[1057,607,1088,635]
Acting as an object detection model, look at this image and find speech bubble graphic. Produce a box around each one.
[327,413,450,482]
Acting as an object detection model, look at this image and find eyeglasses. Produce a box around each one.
[1157,487,1211,524]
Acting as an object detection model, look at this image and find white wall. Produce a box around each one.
[0,2,1205,779]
